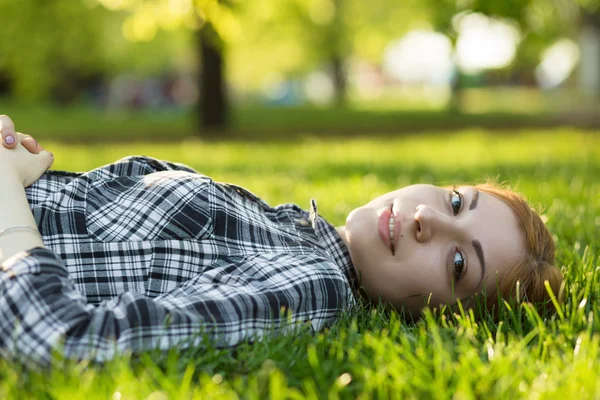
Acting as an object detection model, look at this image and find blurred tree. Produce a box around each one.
[0,0,191,105]
[228,0,426,105]
[197,22,228,130]
[313,0,427,104]
[424,0,599,109]
[230,0,598,107]
[0,0,110,102]
[578,0,600,98]
[92,0,239,132]
[93,0,424,127]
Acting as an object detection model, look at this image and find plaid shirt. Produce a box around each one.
[0,156,357,364]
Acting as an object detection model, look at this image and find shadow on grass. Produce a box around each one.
[3,99,598,144]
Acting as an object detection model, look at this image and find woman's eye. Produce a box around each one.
[452,249,466,282]
[450,190,463,215]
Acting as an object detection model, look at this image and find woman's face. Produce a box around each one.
[339,184,526,316]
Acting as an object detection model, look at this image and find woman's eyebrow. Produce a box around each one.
[469,188,479,210]
[469,189,485,287]
[473,239,486,288]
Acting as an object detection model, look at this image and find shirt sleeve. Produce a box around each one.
[25,170,83,206]
[0,247,348,365]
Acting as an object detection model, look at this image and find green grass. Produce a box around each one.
[0,99,567,142]
[1,128,599,399]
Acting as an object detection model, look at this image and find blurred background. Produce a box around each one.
[0,0,599,141]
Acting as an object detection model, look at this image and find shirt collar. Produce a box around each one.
[308,198,360,293]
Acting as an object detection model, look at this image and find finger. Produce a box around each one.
[0,115,17,149]
[21,136,42,154]
[38,150,54,171]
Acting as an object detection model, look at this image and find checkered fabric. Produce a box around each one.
[0,156,357,365]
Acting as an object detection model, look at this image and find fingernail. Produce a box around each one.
[5,136,14,145]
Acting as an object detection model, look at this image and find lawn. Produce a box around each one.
[1,128,599,399]
[0,99,567,142]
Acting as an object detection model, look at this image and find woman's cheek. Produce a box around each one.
[345,207,376,244]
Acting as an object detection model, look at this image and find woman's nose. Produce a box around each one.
[414,204,450,242]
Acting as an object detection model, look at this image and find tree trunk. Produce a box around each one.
[449,68,464,113]
[331,54,347,106]
[0,70,11,96]
[329,0,346,106]
[579,10,600,98]
[197,23,228,133]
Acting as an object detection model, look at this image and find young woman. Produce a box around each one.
[0,115,563,365]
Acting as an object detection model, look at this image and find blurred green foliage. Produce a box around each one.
[0,0,108,99]
[1,0,598,103]
[0,0,191,101]
[424,0,599,77]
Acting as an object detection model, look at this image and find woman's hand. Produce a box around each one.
[0,115,54,187]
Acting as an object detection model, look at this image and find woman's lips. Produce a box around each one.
[378,206,401,255]
[378,207,394,254]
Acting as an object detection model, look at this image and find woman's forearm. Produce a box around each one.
[0,172,44,263]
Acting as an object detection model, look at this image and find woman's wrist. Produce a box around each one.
[0,225,42,238]
[0,169,44,264]
[0,166,21,186]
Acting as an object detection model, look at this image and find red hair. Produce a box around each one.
[476,183,563,314]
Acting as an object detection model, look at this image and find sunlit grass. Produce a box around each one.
[1,128,599,399]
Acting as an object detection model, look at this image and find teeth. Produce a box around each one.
[388,214,395,242]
